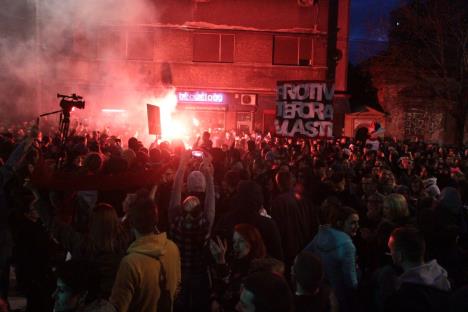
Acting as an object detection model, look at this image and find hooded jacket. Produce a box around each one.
[399,260,451,291]
[304,226,357,309]
[385,260,451,312]
[423,177,440,198]
[110,232,181,312]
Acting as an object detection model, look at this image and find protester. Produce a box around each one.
[271,170,318,271]
[385,226,451,312]
[168,150,215,311]
[292,251,338,312]
[2,121,468,312]
[214,180,284,261]
[53,260,115,312]
[209,223,267,312]
[304,205,360,312]
[109,191,181,312]
[236,271,293,312]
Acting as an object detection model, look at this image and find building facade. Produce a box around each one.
[39,0,350,135]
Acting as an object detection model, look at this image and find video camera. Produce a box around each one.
[57,93,85,113]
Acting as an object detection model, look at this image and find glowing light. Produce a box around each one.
[145,88,188,141]
[101,109,127,113]
[192,117,200,127]
[177,91,224,103]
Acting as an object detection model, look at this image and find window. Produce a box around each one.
[97,27,125,59]
[193,33,235,63]
[127,31,154,60]
[273,35,312,66]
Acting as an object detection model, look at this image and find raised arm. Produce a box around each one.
[168,150,189,224]
[201,156,215,235]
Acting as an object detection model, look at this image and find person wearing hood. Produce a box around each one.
[421,166,440,199]
[304,205,360,312]
[385,226,451,312]
[110,191,181,312]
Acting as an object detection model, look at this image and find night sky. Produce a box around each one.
[349,0,403,64]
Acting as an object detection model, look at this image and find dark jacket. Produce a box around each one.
[214,181,284,261]
[271,191,318,267]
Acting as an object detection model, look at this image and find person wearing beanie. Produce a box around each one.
[168,150,215,311]
[187,170,206,193]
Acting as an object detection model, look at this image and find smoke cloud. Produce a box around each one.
[0,0,169,143]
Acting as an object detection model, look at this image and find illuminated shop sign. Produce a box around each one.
[177,91,224,103]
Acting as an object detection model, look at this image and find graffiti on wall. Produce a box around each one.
[404,109,444,139]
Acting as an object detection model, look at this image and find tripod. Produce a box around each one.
[38,108,72,168]
[40,109,71,144]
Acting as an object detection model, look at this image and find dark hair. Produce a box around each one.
[235,180,264,214]
[390,226,426,263]
[319,196,342,225]
[83,152,103,173]
[127,189,158,234]
[275,171,292,192]
[242,272,293,312]
[224,170,241,190]
[293,251,324,292]
[330,205,358,230]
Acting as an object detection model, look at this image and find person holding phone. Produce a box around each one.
[168,148,215,311]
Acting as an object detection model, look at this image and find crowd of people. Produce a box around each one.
[1,120,468,312]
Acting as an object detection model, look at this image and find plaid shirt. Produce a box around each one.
[170,213,210,275]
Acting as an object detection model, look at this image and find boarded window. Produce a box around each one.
[193,33,235,63]
[127,31,154,60]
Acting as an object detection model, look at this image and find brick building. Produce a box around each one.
[38,0,350,135]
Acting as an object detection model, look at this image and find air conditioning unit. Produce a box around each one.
[240,94,257,106]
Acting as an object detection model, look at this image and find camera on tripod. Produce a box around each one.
[57,93,85,113]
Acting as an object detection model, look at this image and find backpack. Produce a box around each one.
[155,257,172,312]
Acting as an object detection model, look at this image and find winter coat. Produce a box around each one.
[271,191,318,267]
[423,177,440,198]
[304,226,358,310]
[110,232,181,312]
[384,260,451,312]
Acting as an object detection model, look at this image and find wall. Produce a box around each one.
[37,0,351,134]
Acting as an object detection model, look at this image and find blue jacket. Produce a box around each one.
[304,225,358,310]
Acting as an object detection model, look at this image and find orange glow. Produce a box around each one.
[144,88,189,142]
